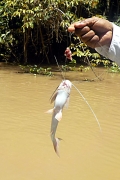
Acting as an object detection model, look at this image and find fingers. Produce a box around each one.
[75,26,99,48]
[80,31,99,49]
[68,21,89,32]
[68,23,76,32]
[74,17,99,28]
[75,26,90,37]
[68,17,99,33]
[68,22,86,32]
[84,35,100,48]
[68,17,113,48]
[67,18,100,49]
[81,30,96,42]
[99,31,113,47]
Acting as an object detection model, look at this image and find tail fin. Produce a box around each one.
[53,138,62,156]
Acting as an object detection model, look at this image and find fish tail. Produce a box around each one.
[53,138,62,156]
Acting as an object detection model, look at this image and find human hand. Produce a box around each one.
[68,17,113,49]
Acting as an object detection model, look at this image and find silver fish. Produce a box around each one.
[47,80,72,156]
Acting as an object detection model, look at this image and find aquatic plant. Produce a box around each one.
[19,65,53,76]
[108,62,120,73]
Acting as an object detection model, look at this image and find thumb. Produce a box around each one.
[68,17,99,33]
[74,17,99,29]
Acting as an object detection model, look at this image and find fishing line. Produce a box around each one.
[53,8,71,79]
[54,55,65,80]
[77,39,103,81]
[54,55,102,132]
[72,83,102,132]
[53,9,106,132]
[53,26,102,132]
[55,7,108,81]
[94,42,110,81]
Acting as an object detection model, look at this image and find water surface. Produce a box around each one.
[0,65,120,180]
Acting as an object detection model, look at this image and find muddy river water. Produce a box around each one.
[0,65,120,180]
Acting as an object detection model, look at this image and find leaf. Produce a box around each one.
[92,53,101,59]
[0,37,4,44]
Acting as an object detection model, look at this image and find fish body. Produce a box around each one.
[47,80,72,156]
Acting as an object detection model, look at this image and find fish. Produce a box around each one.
[46,80,72,156]
[46,56,101,157]
[64,48,101,132]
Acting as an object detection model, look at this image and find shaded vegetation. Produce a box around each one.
[0,0,120,66]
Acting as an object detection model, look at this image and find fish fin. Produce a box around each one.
[64,97,70,108]
[53,138,62,157]
[50,87,58,104]
[46,108,54,114]
[55,111,62,121]
[50,92,57,104]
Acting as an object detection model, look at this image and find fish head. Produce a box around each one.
[64,80,72,89]
[58,80,72,90]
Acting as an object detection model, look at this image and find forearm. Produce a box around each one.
[95,23,120,66]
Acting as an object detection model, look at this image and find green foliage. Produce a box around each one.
[108,62,120,73]
[61,60,90,72]
[69,34,112,68]
[19,64,53,76]
[113,16,120,26]
[78,65,90,72]
[0,0,100,64]
[61,64,76,71]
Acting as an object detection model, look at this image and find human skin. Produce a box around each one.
[68,17,113,49]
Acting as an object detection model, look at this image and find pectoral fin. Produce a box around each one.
[50,87,58,104]
[64,97,70,108]
[55,111,62,121]
[46,108,54,114]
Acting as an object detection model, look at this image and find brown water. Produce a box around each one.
[0,65,120,180]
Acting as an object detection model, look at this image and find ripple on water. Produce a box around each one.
[0,68,120,180]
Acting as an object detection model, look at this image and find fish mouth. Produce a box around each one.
[62,80,72,89]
